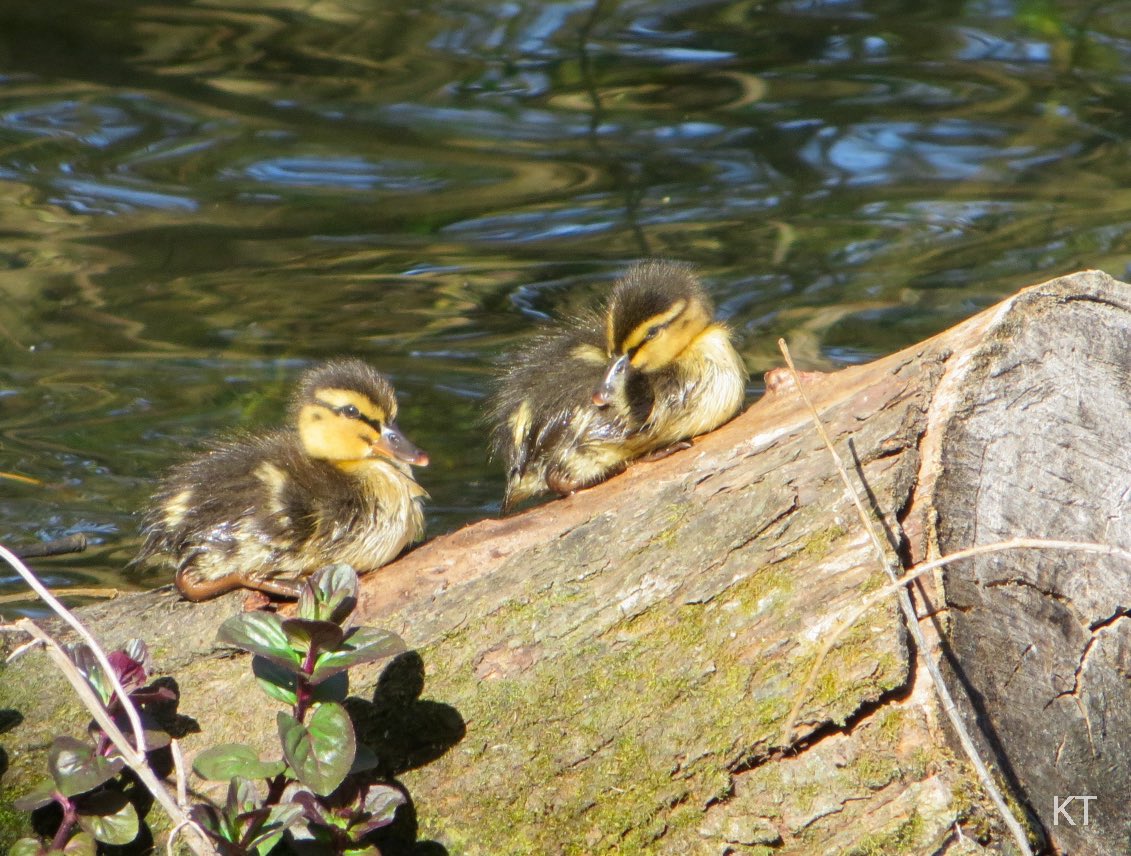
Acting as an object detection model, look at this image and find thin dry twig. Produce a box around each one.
[172,737,190,809]
[782,538,1131,749]
[0,586,120,607]
[13,533,89,559]
[0,544,148,755]
[776,339,1035,856]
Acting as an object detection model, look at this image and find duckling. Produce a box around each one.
[137,359,429,601]
[488,260,747,512]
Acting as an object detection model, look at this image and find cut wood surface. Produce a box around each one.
[2,269,1129,855]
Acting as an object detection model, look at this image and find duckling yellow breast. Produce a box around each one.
[327,457,426,569]
[644,323,747,448]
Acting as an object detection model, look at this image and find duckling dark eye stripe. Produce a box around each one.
[624,324,663,356]
[332,404,382,430]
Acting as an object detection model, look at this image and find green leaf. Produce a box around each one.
[75,790,138,845]
[298,564,359,624]
[217,612,303,673]
[281,617,345,656]
[193,744,286,782]
[349,741,379,775]
[61,833,97,855]
[278,703,355,796]
[247,803,305,854]
[227,776,262,815]
[12,780,57,812]
[254,658,348,706]
[309,626,405,684]
[63,645,112,707]
[10,839,46,856]
[252,656,299,706]
[48,737,124,796]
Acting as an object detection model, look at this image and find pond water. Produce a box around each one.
[2,0,1130,615]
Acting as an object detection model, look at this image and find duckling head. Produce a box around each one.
[292,359,429,468]
[593,261,714,406]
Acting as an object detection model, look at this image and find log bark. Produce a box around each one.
[1,269,1129,855]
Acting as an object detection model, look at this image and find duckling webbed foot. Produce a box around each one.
[241,574,307,600]
[545,463,627,497]
[175,567,307,602]
[636,440,693,463]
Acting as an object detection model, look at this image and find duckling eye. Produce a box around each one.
[642,326,661,343]
[338,404,361,419]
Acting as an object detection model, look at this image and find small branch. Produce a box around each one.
[0,586,119,607]
[172,737,190,809]
[0,544,147,755]
[13,534,88,559]
[777,339,1035,856]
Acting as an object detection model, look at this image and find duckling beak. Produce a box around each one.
[592,354,629,407]
[373,422,429,466]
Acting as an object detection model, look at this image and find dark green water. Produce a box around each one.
[2,0,1130,613]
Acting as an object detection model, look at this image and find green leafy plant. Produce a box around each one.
[11,640,177,855]
[190,564,408,855]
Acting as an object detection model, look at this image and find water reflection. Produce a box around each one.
[1,0,1130,610]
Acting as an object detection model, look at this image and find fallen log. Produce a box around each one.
[1,269,1129,854]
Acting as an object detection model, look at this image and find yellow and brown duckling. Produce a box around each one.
[488,260,747,512]
[137,359,429,601]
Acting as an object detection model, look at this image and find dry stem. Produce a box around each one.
[777,339,1035,856]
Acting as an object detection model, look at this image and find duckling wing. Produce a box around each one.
[139,432,315,567]
[488,315,632,470]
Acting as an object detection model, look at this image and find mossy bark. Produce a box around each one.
[3,270,1129,854]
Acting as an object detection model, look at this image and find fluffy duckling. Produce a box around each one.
[489,260,747,511]
[137,359,429,601]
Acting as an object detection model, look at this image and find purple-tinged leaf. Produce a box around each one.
[75,790,138,845]
[282,784,333,826]
[278,703,355,796]
[351,784,406,836]
[12,780,57,812]
[128,684,178,707]
[217,612,303,674]
[193,744,285,782]
[309,626,405,684]
[48,737,124,796]
[105,650,147,696]
[281,618,345,657]
[299,564,359,625]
